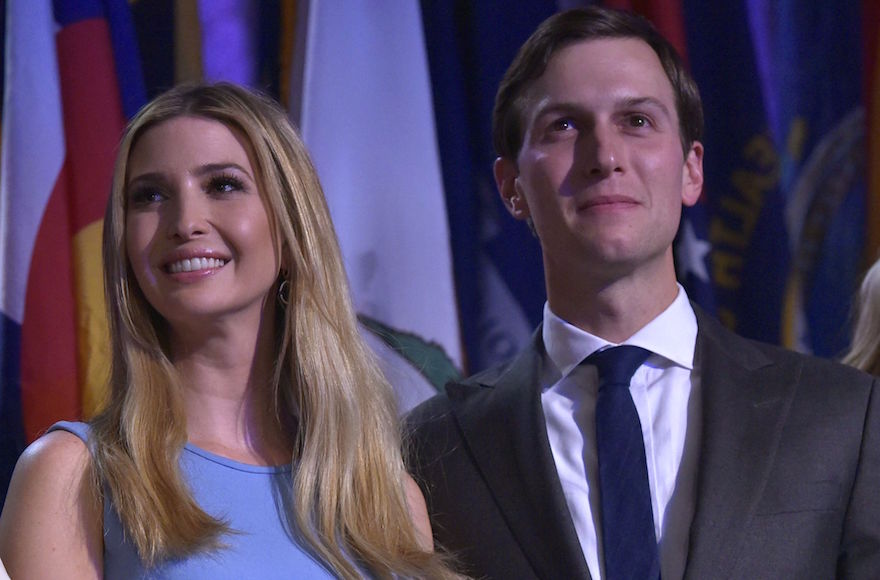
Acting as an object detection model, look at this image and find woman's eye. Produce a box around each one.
[128,187,165,207]
[208,174,245,194]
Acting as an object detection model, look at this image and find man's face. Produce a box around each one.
[495,37,703,285]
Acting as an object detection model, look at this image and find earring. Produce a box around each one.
[277,279,290,306]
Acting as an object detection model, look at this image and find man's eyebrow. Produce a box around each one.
[529,96,674,121]
[617,96,672,117]
[529,100,584,120]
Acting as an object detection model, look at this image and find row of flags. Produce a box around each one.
[0,0,145,501]
[1,0,877,503]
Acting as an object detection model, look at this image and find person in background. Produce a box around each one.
[843,256,880,376]
[406,7,880,579]
[0,83,455,579]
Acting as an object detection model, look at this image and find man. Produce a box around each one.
[406,7,880,579]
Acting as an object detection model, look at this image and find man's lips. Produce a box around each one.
[577,194,640,211]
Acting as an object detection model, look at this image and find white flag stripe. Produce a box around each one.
[0,0,66,323]
[298,1,462,368]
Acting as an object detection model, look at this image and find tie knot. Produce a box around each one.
[584,345,651,388]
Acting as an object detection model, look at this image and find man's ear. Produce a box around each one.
[493,156,530,220]
[681,141,704,207]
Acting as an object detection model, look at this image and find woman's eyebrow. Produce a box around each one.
[192,162,253,179]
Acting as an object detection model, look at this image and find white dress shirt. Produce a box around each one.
[540,285,701,580]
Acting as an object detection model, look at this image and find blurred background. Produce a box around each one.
[1,0,878,501]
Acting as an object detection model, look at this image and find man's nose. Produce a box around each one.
[580,122,624,177]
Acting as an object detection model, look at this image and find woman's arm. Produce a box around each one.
[0,430,103,579]
[403,474,434,552]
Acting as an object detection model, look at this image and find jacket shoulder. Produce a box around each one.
[696,305,875,392]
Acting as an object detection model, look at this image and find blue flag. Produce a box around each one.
[421,0,556,373]
[684,0,864,356]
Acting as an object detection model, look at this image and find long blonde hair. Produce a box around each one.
[93,83,453,578]
[842,256,880,376]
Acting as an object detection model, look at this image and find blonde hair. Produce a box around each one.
[843,256,880,376]
[93,83,453,578]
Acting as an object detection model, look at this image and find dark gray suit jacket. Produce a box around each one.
[405,308,880,579]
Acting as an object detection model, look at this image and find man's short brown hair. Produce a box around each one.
[492,6,703,160]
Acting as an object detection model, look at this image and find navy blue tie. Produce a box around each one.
[588,346,660,580]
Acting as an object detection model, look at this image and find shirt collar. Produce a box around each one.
[543,284,697,378]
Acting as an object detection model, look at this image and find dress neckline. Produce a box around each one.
[183,442,291,474]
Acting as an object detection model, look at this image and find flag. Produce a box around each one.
[864,0,880,266]
[196,0,285,94]
[290,1,463,409]
[604,0,687,59]
[0,0,145,501]
[421,0,556,374]
[685,1,864,356]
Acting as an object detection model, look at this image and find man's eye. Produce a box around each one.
[550,118,576,131]
[627,114,651,128]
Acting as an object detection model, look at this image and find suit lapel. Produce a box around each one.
[684,309,800,577]
[446,334,592,579]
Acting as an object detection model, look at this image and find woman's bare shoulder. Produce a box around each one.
[0,429,102,579]
[403,473,433,552]
[5,429,94,510]
[21,428,90,467]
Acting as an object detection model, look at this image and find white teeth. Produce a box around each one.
[168,257,227,273]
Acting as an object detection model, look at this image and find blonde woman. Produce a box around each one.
[843,256,880,376]
[0,83,455,579]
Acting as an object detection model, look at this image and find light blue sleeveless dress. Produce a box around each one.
[51,421,341,579]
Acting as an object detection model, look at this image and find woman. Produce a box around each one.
[0,83,454,578]
[843,256,880,376]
